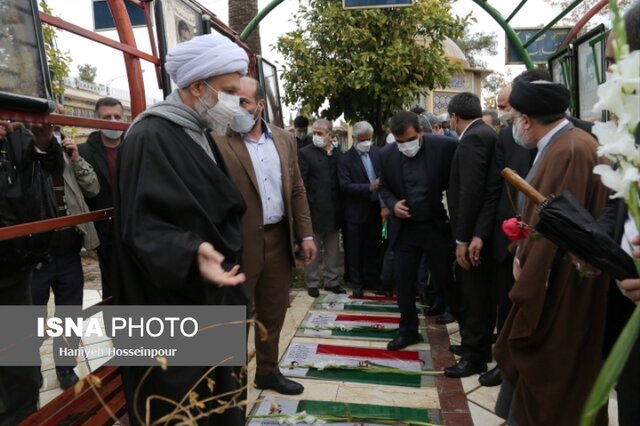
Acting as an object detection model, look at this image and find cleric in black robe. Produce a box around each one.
[112,33,250,425]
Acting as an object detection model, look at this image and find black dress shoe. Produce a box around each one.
[435,312,455,325]
[307,288,320,298]
[449,344,463,356]
[56,367,79,390]
[326,285,346,294]
[478,366,502,387]
[387,333,420,351]
[444,359,487,378]
[374,287,393,297]
[424,304,444,316]
[352,288,364,298]
[254,372,304,395]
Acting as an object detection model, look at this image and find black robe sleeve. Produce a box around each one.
[114,117,245,298]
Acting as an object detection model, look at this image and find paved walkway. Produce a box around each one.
[37,255,619,425]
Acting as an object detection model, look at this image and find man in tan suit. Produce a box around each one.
[214,76,317,395]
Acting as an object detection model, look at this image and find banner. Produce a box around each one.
[279,342,436,388]
[248,398,442,425]
[296,312,427,342]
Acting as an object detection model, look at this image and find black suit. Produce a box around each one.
[296,134,312,150]
[447,119,496,363]
[380,135,457,335]
[78,131,117,297]
[473,125,535,333]
[599,199,640,426]
[338,146,382,291]
[298,145,342,233]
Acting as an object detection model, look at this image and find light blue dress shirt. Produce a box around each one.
[242,128,285,225]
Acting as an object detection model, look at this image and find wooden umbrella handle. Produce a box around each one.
[500,168,546,206]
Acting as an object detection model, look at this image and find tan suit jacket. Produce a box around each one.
[213,124,313,265]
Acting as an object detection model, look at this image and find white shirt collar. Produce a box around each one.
[533,118,570,163]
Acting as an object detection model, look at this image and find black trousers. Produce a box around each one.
[97,242,114,299]
[393,221,453,335]
[31,252,84,368]
[343,204,382,291]
[456,245,494,363]
[0,272,40,426]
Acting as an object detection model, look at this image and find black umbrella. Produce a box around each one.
[502,168,638,281]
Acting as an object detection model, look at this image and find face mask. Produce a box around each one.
[230,106,260,134]
[511,118,533,149]
[295,131,307,139]
[102,129,123,140]
[312,134,326,148]
[331,141,339,149]
[355,140,372,153]
[497,109,512,125]
[397,138,420,157]
[197,82,242,133]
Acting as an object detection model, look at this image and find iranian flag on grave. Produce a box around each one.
[296,312,427,342]
[313,293,402,313]
[247,398,443,425]
[280,342,435,388]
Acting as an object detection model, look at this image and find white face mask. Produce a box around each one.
[355,140,372,153]
[397,138,421,157]
[197,82,242,134]
[101,129,123,140]
[312,134,327,148]
[230,106,260,134]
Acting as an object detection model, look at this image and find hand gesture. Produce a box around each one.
[197,242,245,286]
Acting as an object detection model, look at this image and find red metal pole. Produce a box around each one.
[559,0,609,48]
[0,210,113,242]
[107,0,146,117]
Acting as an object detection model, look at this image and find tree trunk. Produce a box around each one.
[228,0,262,55]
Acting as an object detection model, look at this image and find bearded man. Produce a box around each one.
[494,74,610,426]
[112,33,249,425]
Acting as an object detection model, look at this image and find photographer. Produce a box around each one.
[0,119,62,425]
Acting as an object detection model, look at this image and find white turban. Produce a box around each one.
[165,33,249,89]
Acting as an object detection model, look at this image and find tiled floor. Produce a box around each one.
[36,257,621,425]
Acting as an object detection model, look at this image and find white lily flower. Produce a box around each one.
[594,164,640,199]
[593,121,639,162]
[594,75,625,116]
[617,50,640,94]
[311,360,346,371]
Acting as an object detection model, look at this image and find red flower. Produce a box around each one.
[502,217,532,241]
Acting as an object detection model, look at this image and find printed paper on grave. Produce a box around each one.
[247,397,443,425]
[279,342,437,387]
[312,293,404,313]
[296,312,428,342]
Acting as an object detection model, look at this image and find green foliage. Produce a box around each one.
[40,1,71,99]
[452,22,497,68]
[481,69,514,108]
[275,0,466,138]
[77,64,97,83]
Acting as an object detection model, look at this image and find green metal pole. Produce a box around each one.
[240,0,285,41]
[472,0,534,69]
[523,0,585,48]
[506,0,529,23]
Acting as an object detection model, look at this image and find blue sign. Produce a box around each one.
[506,27,572,64]
[343,0,413,10]
[93,0,146,31]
